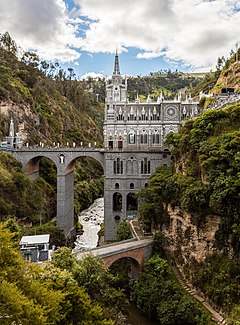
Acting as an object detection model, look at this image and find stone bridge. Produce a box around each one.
[12,147,105,238]
[74,238,153,278]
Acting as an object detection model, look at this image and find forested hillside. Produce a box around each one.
[0,32,103,145]
[84,70,203,102]
[0,32,104,242]
[138,102,240,323]
[192,49,240,99]
[0,223,128,324]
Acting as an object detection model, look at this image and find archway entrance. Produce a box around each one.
[127,193,138,219]
[113,192,122,211]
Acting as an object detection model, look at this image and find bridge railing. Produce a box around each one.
[13,147,105,152]
[73,237,137,255]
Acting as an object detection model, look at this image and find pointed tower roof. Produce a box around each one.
[113,50,120,75]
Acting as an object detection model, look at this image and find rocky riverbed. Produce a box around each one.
[74,197,104,251]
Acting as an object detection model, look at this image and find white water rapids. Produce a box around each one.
[74,197,104,251]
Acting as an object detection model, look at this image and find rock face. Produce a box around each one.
[0,100,39,140]
[215,61,240,91]
[163,205,221,268]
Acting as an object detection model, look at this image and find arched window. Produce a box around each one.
[141,158,151,174]
[113,158,123,174]
[127,193,138,211]
[152,130,160,144]
[127,156,138,175]
[130,183,134,189]
[113,192,122,211]
[115,183,119,189]
[128,130,135,144]
[140,130,148,144]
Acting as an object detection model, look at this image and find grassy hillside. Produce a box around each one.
[192,51,240,99]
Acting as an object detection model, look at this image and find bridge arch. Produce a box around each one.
[12,148,105,239]
[17,153,58,180]
[63,151,105,174]
[109,256,141,280]
[101,247,145,279]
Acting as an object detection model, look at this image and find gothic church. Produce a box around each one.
[103,52,199,240]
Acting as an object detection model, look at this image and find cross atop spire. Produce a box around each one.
[113,50,120,75]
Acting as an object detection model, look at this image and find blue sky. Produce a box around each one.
[0,0,239,79]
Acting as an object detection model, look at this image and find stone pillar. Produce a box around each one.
[57,169,75,238]
[122,191,127,220]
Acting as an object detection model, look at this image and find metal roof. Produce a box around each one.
[20,234,50,245]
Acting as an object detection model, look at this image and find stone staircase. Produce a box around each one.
[165,252,228,325]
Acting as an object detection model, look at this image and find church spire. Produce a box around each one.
[113,50,120,75]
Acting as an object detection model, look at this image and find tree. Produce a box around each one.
[134,256,210,324]
[116,220,132,241]
[0,31,17,55]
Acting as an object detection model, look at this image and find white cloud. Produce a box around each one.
[0,0,81,62]
[136,52,164,59]
[80,71,104,79]
[0,0,239,70]
[74,0,240,70]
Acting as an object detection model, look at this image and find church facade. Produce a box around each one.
[103,52,199,240]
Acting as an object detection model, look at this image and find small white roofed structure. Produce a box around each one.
[20,234,50,262]
[20,234,50,248]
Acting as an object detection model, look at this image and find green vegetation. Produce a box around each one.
[127,71,201,101]
[83,66,203,102]
[139,103,240,252]
[191,254,240,313]
[0,32,104,146]
[0,222,129,324]
[116,220,132,241]
[138,102,240,321]
[0,32,105,242]
[134,255,211,324]
[0,152,58,231]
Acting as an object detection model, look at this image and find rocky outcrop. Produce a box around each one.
[214,61,240,92]
[163,205,220,267]
[0,100,39,140]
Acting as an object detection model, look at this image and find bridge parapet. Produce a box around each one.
[75,238,153,278]
[13,147,105,152]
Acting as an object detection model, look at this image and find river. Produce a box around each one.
[75,197,104,251]
[74,198,157,325]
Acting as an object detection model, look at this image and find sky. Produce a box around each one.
[0,0,239,79]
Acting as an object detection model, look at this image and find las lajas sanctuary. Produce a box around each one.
[103,52,199,240]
